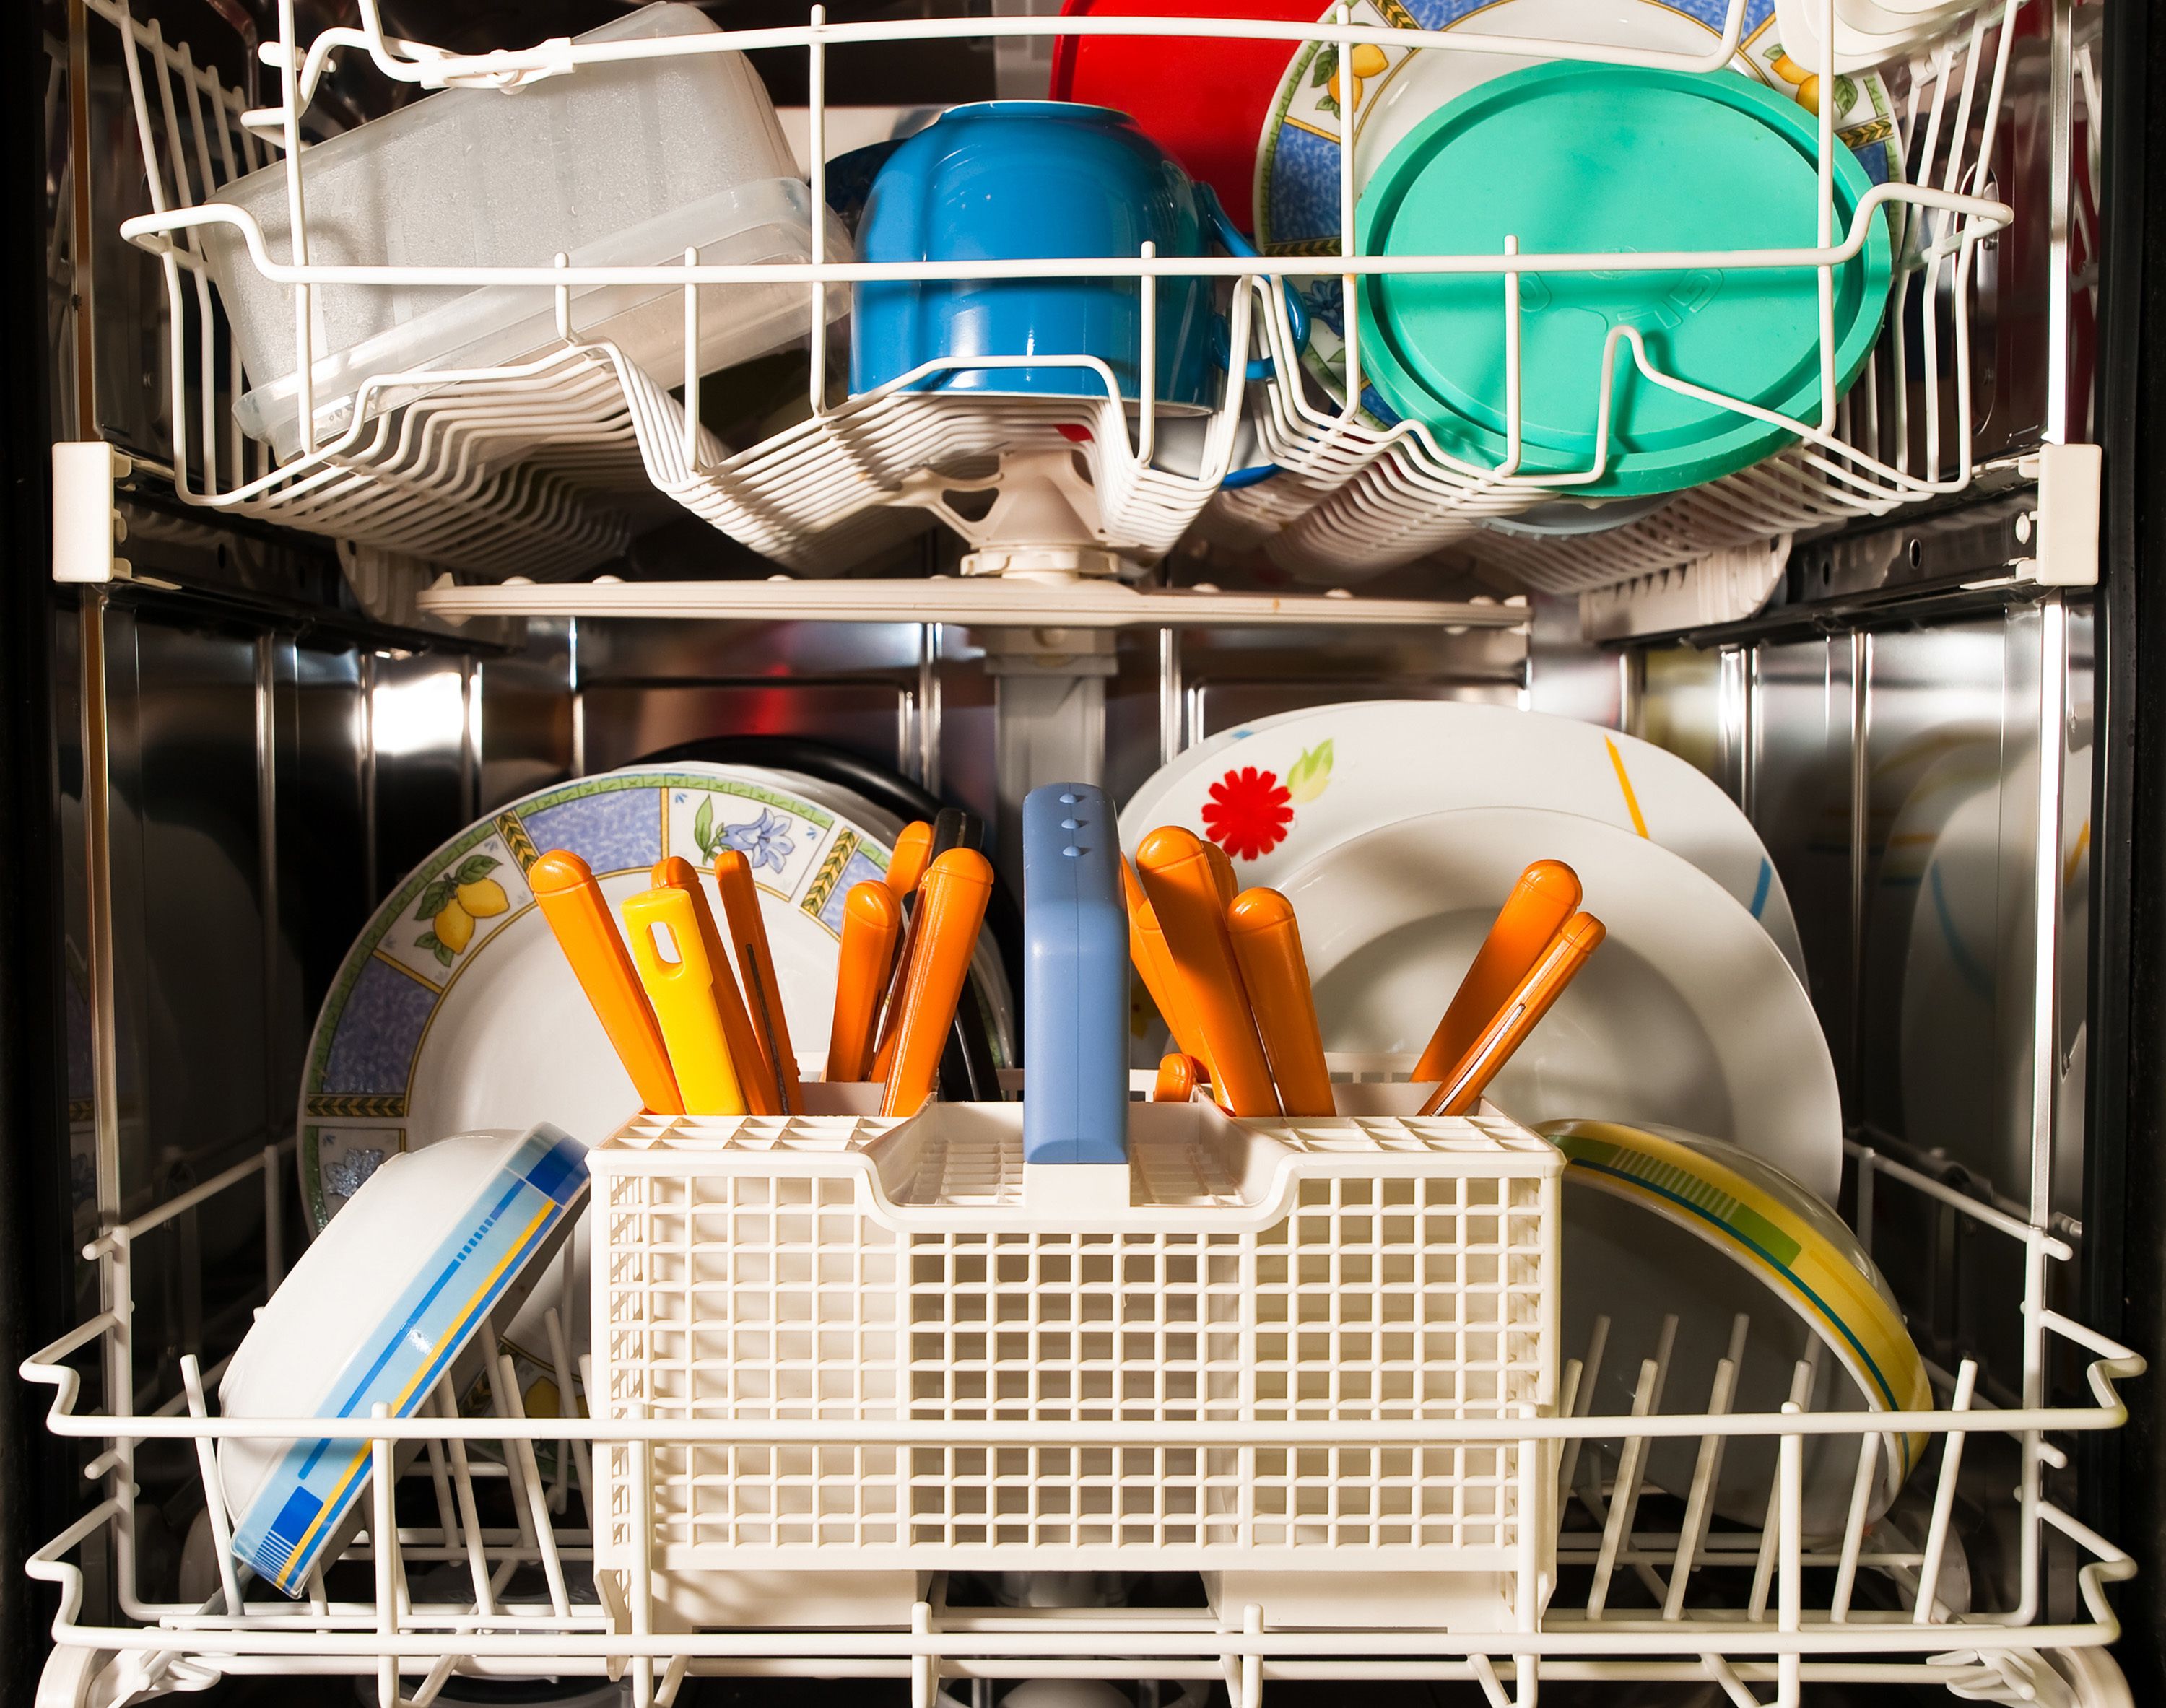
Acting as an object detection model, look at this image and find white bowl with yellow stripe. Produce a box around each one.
[218,1125,587,1595]
[1544,1118,1929,1535]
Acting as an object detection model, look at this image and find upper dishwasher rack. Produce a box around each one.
[100,0,2032,595]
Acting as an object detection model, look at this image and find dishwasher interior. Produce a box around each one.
[14,0,2144,1703]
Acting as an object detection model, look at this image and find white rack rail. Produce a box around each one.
[22,1100,2141,1708]
[96,0,2039,598]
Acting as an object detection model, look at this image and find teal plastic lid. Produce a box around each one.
[1355,61,1893,499]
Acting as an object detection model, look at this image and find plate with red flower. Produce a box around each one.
[1118,699,1804,980]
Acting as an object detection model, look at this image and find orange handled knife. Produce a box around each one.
[1135,827,1279,1117]
[880,848,995,1117]
[1414,859,1583,1083]
[827,880,902,1084]
[1201,840,1238,910]
[1226,887,1334,1117]
[888,820,934,898]
[713,849,802,1115]
[649,856,778,1115]
[1152,1053,1210,1104]
[529,850,683,1116]
[1122,856,1214,1071]
[1421,911,1607,1117]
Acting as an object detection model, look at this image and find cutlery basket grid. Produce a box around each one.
[95,0,2051,594]
[589,1104,1558,1624]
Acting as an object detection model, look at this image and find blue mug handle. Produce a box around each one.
[1198,185,1311,383]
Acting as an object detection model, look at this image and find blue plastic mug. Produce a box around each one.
[851,101,1246,410]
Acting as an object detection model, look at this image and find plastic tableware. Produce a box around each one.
[1414,858,1583,1081]
[1544,1117,1929,1532]
[1355,61,1893,497]
[1280,806,1844,1197]
[1253,0,1903,427]
[1046,0,1322,234]
[853,101,1240,409]
[528,850,683,1117]
[1226,887,1334,1115]
[1420,910,1607,1115]
[201,3,846,461]
[882,849,997,1118]
[651,855,775,1115]
[219,1126,587,1593]
[1020,783,1130,1164]
[623,886,750,1117]
[1136,827,1281,1117]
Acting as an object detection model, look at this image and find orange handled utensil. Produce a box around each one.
[827,880,902,1084]
[880,848,995,1117]
[713,849,802,1115]
[888,820,934,897]
[1201,840,1238,910]
[1135,827,1279,1117]
[621,886,749,1117]
[1414,859,1583,1083]
[1152,1053,1210,1104]
[1121,856,1214,1071]
[650,856,778,1115]
[529,850,683,1116]
[1226,887,1334,1117]
[1421,911,1607,1117]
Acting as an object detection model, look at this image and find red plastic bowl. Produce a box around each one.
[1046,0,1322,234]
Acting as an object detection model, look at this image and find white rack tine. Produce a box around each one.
[177,1355,243,1616]
[658,1654,690,1707]
[1138,240,1157,466]
[420,1405,460,1557]
[630,1434,656,1708]
[306,1561,329,1614]
[1555,1313,1608,1507]
[1778,1400,1803,1707]
[1830,1430,1882,1622]
[681,246,700,466]
[1468,1652,1511,1708]
[1586,1353,1660,1618]
[492,1352,572,1617]
[1663,1349,1739,1621]
[544,1304,594,1521]
[1915,1359,1980,1624]
[430,1381,495,1617]
[1698,1652,1764,1708]
[1749,1357,1817,1621]
[370,1403,401,1708]
[409,1654,459,1708]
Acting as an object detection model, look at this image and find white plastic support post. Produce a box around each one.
[51,443,131,584]
[2019,442,2102,586]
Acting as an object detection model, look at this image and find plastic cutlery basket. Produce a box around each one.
[588,784,1562,1632]
[588,1092,1560,1632]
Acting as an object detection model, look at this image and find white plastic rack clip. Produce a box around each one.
[98,0,2035,600]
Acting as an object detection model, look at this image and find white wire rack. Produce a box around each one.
[21,1090,2141,1708]
[97,0,2035,593]
[1212,0,2031,591]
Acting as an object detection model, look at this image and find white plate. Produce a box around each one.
[1545,1118,1927,1533]
[1121,700,1807,981]
[1280,806,1843,1196]
[1253,0,1905,416]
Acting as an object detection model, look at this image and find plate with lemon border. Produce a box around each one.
[297,764,895,1416]
[1253,0,1904,424]
[1544,1117,1931,1534]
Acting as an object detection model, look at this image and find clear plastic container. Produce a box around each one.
[200,3,846,460]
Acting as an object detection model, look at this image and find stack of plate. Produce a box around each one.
[300,757,1016,1419]
[1121,700,1927,1527]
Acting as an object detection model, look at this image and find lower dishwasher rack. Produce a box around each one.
[20,1128,2140,1708]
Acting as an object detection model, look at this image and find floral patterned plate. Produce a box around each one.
[1117,699,1806,981]
[1253,0,1904,424]
[300,764,892,1228]
[297,765,893,1419]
